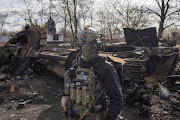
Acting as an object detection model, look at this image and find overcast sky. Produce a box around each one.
[0,0,157,32]
[0,0,155,10]
[1,0,16,11]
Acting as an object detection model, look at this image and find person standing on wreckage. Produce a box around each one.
[61,26,123,120]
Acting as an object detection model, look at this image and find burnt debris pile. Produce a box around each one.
[109,28,180,120]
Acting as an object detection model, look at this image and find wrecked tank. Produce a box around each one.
[0,27,67,80]
[103,28,180,119]
[102,27,179,89]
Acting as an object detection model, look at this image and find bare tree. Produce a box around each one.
[48,0,68,35]
[97,6,120,40]
[51,0,77,37]
[88,0,95,27]
[97,0,149,42]
[147,0,180,38]
[79,0,90,28]
[0,13,8,35]
[78,0,95,29]
[51,0,95,38]
[37,0,50,25]
[112,0,150,29]
[65,0,77,37]
[11,0,49,27]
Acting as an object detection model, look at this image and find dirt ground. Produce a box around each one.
[0,63,179,120]
[0,68,64,120]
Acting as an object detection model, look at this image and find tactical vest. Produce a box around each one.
[64,66,107,120]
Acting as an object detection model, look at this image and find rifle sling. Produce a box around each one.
[78,88,105,120]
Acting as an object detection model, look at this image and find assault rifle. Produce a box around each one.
[66,68,75,120]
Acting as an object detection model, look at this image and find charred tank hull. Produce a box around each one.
[0,27,67,78]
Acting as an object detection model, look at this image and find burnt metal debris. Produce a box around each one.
[123,27,158,47]
[0,28,41,76]
[0,27,67,78]
[103,28,179,86]
[102,27,180,119]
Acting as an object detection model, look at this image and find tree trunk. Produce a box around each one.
[109,28,113,41]
[64,16,67,37]
[74,0,78,36]
[158,0,165,39]
[66,0,74,38]
[158,20,164,38]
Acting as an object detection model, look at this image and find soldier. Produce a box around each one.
[61,26,123,120]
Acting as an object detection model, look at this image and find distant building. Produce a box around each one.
[47,34,64,44]
[46,17,64,44]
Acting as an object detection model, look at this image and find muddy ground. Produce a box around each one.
[0,64,179,120]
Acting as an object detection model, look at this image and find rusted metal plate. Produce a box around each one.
[124,27,158,47]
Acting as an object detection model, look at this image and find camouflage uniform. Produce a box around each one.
[63,64,107,120]
[62,27,123,120]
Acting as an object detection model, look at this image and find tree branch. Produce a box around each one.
[166,9,180,18]
[164,0,170,16]
[155,0,161,9]
[163,22,174,30]
[147,8,161,17]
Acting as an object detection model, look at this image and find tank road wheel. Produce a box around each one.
[6,28,41,76]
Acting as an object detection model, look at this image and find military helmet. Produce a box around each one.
[77,27,99,42]
[77,26,101,47]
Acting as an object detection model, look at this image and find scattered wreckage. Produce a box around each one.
[0,26,179,119]
[105,27,180,119]
[0,27,68,118]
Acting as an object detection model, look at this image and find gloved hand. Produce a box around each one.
[61,96,67,111]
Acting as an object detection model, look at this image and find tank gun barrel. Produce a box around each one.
[38,53,67,61]
[29,50,67,61]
